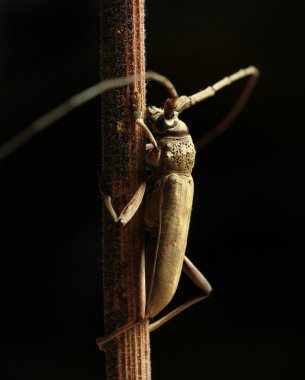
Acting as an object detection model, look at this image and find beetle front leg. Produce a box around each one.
[132,92,158,148]
[149,256,212,332]
[146,145,161,166]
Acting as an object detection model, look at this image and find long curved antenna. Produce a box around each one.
[195,66,259,150]
[174,66,259,150]
[0,71,178,161]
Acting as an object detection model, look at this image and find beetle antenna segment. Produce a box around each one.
[147,72,178,99]
[179,66,259,111]
[172,66,259,150]
[194,66,259,150]
[0,71,177,161]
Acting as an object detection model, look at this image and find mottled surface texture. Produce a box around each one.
[100,0,150,379]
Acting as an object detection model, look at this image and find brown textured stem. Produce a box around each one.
[100,1,150,380]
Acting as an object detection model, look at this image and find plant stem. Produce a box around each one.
[100,1,151,379]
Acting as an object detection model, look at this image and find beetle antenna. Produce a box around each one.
[0,71,177,161]
[195,67,259,149]
[174,66,259,149]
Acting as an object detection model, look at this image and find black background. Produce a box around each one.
[1,1,305,379]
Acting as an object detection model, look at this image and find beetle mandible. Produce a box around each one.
[96,66,259,348]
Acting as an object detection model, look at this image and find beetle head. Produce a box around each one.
[146,104,181,133]
[146,99,188,135]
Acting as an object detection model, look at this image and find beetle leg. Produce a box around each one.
[96,248,146,351]
[146,146,161,166]
[96,256,212,347]
[96,320,143,351]
[135,118,158,148]
[101,182,147,226]
[146,143,154,151]
[139,245,146,320]
[149,256,212,332]
[101,192,119,222]
[96,245,147,351]
[182,256,212,294]
[132,92,158,148]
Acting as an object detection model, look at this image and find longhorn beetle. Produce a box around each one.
[96,66,259,348]
[0,66,259,349]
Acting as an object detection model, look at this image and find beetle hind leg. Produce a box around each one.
[96,320,144,351]
[96,246,147,352]
[149,256,212,332]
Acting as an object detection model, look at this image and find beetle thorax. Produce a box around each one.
[146,106,196,175]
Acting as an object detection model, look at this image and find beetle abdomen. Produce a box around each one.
[144,173,194,317]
